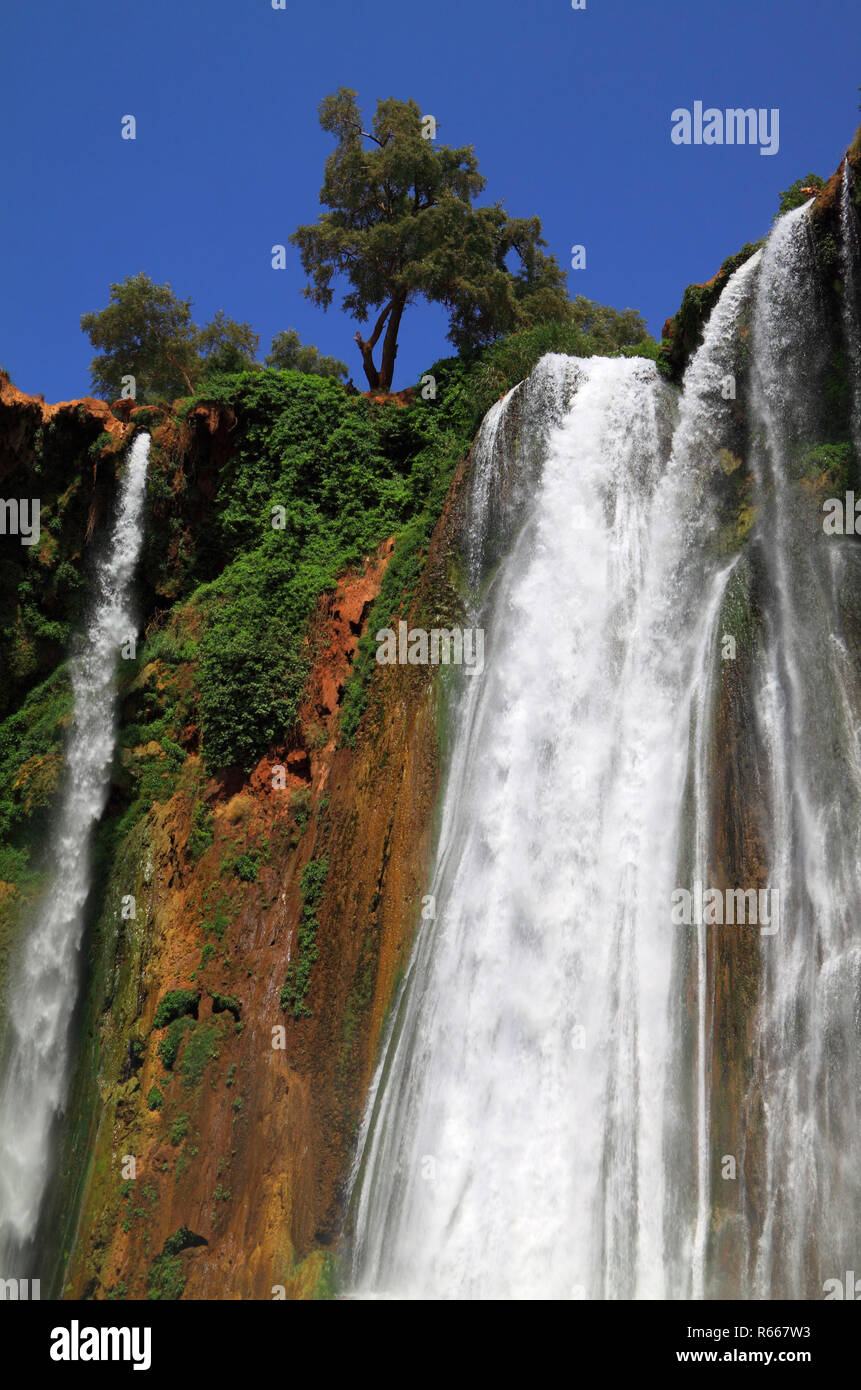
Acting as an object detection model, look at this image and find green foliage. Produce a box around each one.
[147,1086,164,1112]
[776,174,824,217]
[0,664,72,853]
[280,856,329,1018]
[290,787,312,834]
[197,309,260,380]
[233,850,261,882]
[290,89,571,389]
[146,1228,201,1300]
[466,310,652,420]
[152,989,200,1030]
[795,440,853,491]
[157,1016,193,1071]
[179,1019,223,1088]
[200,899,231,942]
[169,1113,190,1147]
[80,272,262,402]
[81,273,201,401]
[265,329,348,379]
[188,801,214,862]
[211,991,241,1021]
[659,242,763,383]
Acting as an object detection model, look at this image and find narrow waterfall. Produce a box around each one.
[841,160,861,456]
[749,202,861,1298]
[0,433,150,1269]
[348,183,861,1300]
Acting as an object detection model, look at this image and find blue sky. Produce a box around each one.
[1,0,859,401]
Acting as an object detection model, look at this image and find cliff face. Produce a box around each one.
[55,514,464,1300]
[0,356,479,1299]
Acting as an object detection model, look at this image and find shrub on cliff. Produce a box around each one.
[153,989,200,1030]
[776,173,825,217]
[280,856,329,1018]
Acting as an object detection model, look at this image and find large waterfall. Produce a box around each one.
[0,433,150,1270]
[347,190,861,1298]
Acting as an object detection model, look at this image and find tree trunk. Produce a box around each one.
[379,293,407,392]
[354,331,381,391]
[354,301,393,391]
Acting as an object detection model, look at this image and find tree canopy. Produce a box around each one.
[81,275,345,401]
[264,329,348,379]
[81,274,258,401]
[290,89,572,391]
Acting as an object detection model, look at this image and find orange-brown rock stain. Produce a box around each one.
[63,452,473,1301]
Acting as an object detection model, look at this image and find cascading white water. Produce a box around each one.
[0,433,150,1268]
[840,160,861,456]
[348,251,762,1299]
[749,202,861,1298]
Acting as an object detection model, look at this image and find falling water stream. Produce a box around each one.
[348,189,861,1298]
[0,433,150,1270]
[841,160,861,457]
[749,202,861,1298]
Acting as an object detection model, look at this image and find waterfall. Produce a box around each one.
[348,178,861,1297]
[348,248,762,1298]
[0,432,150,1269]
[841,160,861,456]
[749,202,861,1298]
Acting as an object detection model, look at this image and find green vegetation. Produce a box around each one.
[146,1227,202,1300]
[80,271,347,402]
[188,801,214,861]
[169,1113,189,1146]
[280,856,330,1018]
[290,788,312,834]
[81,273,258,400]
[265,329,348,380]
[157,1016,193,1071]
[179,1019,223,1088]
[152,989,200,1030]
[146,1086,164,1112]
[211,992,241,1021]
[291,89,574,390]
[187,302,650,769]
[776,173,825,217]
[0,665,71,879]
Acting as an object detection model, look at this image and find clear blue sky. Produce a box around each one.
[1,0,858,401]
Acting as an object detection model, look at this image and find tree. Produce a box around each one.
[264,329,348,379]
[197,310,260,377]
[81,274,262,401]
[290,89,571,391]
[81,273,201,399]
[567,296,650,352]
